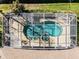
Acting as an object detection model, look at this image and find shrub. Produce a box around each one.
[77,21,79,46]
[0,31,2,47]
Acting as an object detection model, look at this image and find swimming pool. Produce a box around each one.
[23,21,63,41]
[4,13,77,49]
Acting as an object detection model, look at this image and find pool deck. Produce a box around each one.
[0,47,79,59]
[0,48,6,59]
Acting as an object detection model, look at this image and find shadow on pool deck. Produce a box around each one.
[20,46,73,50]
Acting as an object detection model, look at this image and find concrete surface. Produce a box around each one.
[0,47,79,59]
[0,48,6,59]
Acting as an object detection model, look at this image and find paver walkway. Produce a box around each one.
[1,47,79,59]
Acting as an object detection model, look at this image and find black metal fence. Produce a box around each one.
[2,13,77,49]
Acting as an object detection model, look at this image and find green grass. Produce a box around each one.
[0,3,79,18]
[28,3,79,10]
[0,4,11,13]
[0,4,78,11]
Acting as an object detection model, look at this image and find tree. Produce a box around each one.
[11,0,25,14]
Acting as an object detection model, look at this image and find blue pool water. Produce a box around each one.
[23,21,63,40]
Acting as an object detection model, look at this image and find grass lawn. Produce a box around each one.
[0,3,78,21]
[0,3,79,12]
[0,3,79,17]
